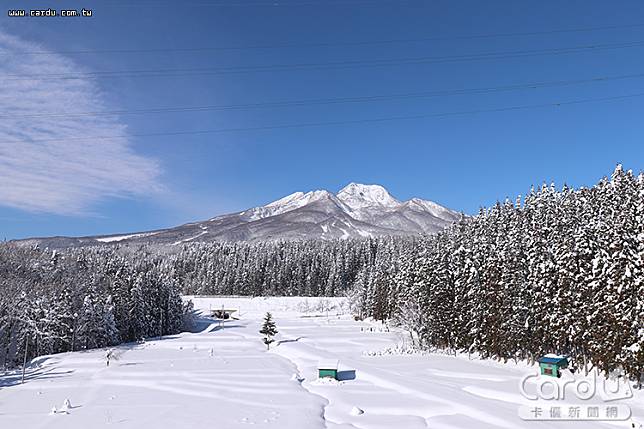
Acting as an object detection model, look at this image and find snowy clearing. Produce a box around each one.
[0,296,641,429]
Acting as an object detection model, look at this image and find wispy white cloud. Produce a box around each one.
[0,31,161,215]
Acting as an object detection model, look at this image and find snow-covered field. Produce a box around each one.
[1,296,642,428]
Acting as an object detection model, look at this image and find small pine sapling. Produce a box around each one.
[259,312,278,350]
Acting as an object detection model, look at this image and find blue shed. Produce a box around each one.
[537,355,569,378]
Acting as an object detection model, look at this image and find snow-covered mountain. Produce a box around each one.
[16,183,461,248]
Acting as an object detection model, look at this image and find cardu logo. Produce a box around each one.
[517,369,634,422]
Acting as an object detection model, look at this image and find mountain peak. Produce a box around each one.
[337,183,400,210]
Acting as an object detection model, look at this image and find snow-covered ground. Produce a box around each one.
[1,296,641,428]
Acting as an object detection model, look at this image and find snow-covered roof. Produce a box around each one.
[538,354,568,365]
[318,359,339,370]
[543,353,567,359]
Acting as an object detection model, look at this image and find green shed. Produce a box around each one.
[318,360,339,380]
[537,355,569,378]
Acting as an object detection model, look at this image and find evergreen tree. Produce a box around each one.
[259,312,278,350]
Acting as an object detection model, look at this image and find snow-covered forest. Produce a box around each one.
[174,237,409,297]
[0,247,189,369]
[379,165,644,385]
[1,166,642,385]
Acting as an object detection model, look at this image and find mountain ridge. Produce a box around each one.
[12,183,461,248]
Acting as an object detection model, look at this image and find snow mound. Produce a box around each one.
[60,398,72,413]
[350,406,364,416]
[290,373,304,382]
[311,377,340,386]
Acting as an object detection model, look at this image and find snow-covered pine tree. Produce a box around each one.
[392,245,425,347]
[259,312,278,350]
[605,166,643,375]
[76,293,118,350]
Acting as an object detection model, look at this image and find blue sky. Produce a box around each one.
[2,0,644,239]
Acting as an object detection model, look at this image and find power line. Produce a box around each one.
[3,72,644,120]
[3,92,642,145]
[5,22,644,56]
[3,40,644,82]
[97,0,419,8]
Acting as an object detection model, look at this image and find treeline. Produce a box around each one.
[174,237,409,297]
[0,246,189,369]
[354,166,643,382]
